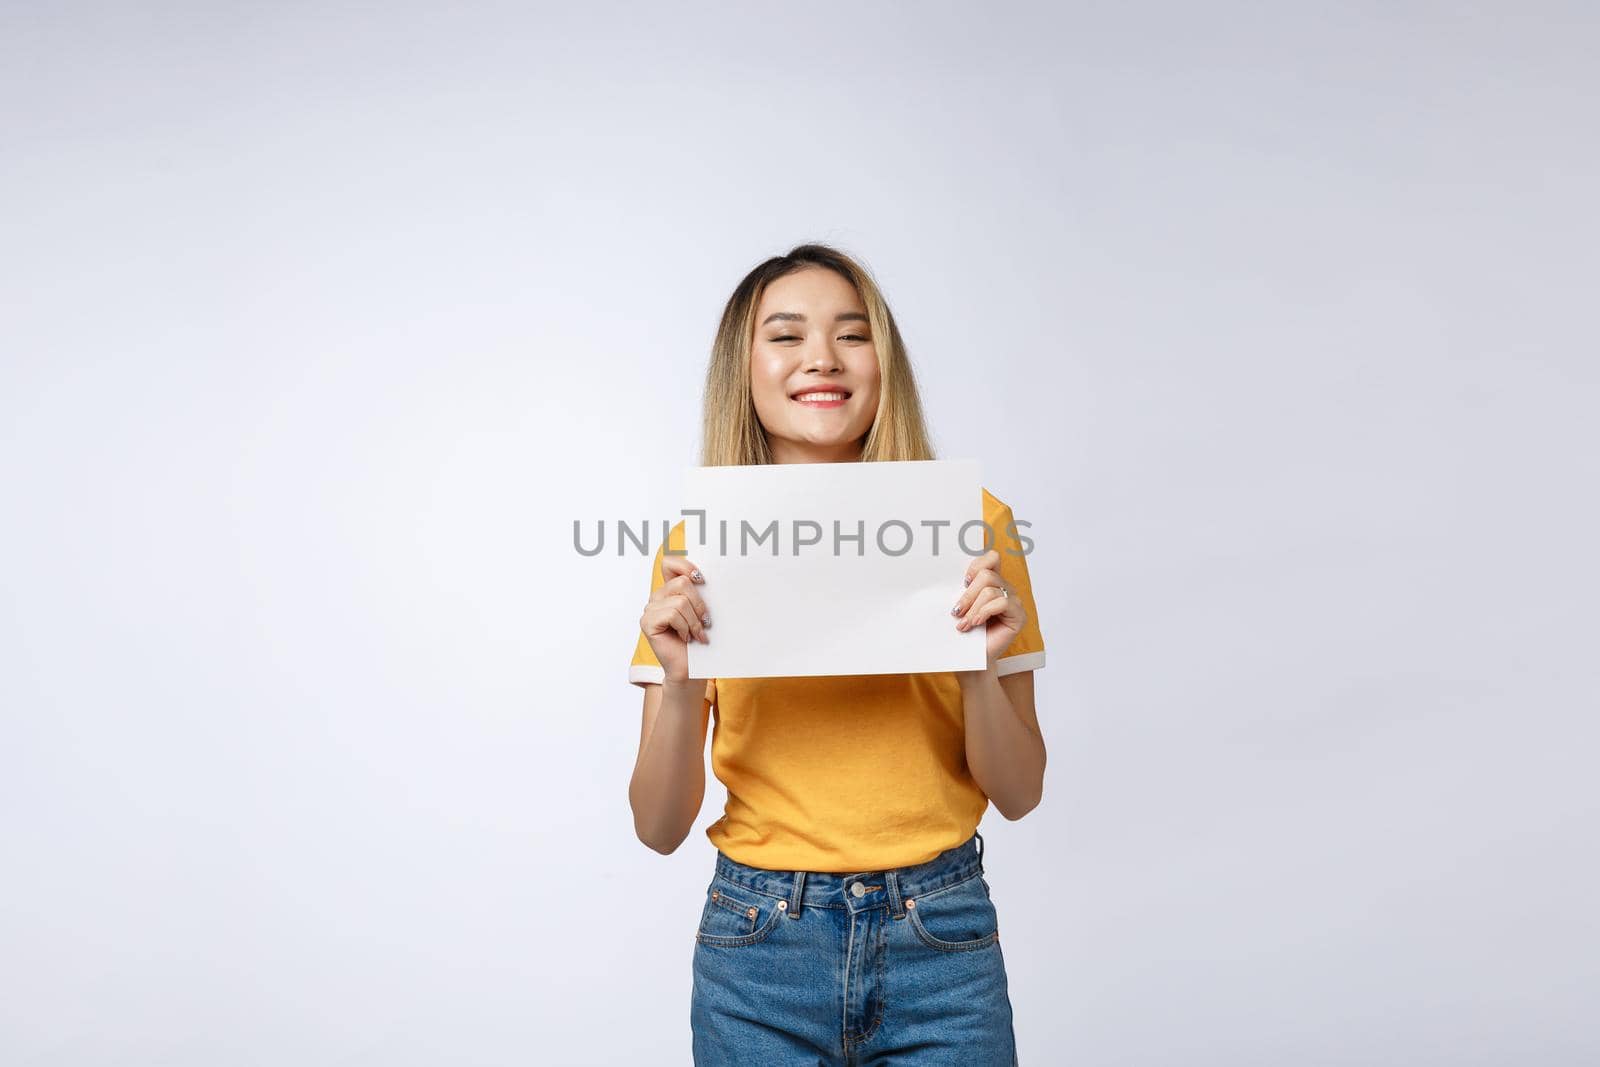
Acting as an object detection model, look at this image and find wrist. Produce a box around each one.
[956,661,999,688]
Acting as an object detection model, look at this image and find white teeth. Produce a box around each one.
[794,392,846,402]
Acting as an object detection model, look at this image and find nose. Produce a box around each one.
[801,339,843,374]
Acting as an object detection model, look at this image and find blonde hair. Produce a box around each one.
[700,243,935,467]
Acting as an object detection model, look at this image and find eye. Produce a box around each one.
[839,334,869,342]
[770,334,800,342]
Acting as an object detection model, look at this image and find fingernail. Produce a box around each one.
[691,570,703,583]
[951,604,962,616]
[963,575,972,587]
[701,614,711,627]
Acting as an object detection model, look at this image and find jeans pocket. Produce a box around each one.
[906,874,1000,952]
[696,878,786,948]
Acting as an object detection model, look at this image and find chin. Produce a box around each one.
[801,430,859,447]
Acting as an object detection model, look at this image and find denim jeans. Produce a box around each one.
[690,831,1019,1065]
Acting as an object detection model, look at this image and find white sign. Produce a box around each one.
[682,459,987,679]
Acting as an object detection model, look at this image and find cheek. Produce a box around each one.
[749,353,791,413]
[854,354,882,409]
[852,346,881,382]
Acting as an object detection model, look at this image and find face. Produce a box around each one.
[749,267,882,464]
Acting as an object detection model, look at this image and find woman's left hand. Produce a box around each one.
[952,549,1027,666]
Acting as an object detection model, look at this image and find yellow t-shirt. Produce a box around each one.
[628,487,1046,873]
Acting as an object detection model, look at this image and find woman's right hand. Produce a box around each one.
[638,555,710,684]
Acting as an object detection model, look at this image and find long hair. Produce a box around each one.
[701,243,935,467]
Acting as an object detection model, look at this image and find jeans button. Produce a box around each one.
[851,882,866,898]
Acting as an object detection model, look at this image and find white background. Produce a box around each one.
[3,2,1597,1064]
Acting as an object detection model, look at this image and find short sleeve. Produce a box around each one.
[983,489,1046,677]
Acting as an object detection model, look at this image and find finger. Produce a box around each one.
[661,554,705,585]
[957,587,1001,631]
[951,568,1002,618]
[968,594,1021,632]
[659,574,709,623]
[953,598,1017,639]
[966,591,1017,643]
[963,549,1001,587]
[668,594,708,644]
[643,603,691,645]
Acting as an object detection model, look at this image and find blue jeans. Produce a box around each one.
[691,831,1019,1065]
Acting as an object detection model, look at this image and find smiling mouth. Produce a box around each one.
[791,390,851,406]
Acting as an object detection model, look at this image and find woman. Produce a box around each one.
[627,243,1047,1065]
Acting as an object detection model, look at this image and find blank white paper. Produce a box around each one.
[682,459,987,679]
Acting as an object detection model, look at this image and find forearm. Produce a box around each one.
[958,667,1045,819]
[628,680,709,852]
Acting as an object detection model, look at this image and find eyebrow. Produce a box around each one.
[760,311,870,326]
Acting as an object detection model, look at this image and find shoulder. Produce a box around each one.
[649,519,690,561]
[980,486,1034,558]
[981,486,1015,524]
[637,519,692,590]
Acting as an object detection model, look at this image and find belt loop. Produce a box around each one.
[974,830,985,872]
[886,868,906,920]
[787,869,806,918]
